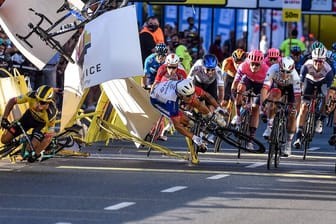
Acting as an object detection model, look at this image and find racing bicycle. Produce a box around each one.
[0,121,89,162]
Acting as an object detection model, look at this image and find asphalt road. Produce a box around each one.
[0,122,335,224]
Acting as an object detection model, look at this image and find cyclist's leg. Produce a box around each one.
[263,88,281,138]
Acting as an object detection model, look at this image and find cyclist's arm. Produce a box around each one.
[2,97,17,120]
[171,116,194,139]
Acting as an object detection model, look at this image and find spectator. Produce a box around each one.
[236,31,247,51]
[259,34,268,55]
[279,29,306,57]
[186,17,198,34]
[223,30,235,57]
[171,33,193,74]
[139,16,165,64]
[209,35,224,63]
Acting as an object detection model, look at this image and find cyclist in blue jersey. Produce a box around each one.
[290,46,305,73]
[142,43,168,90]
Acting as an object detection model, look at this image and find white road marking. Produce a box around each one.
[206,174,230,179]
[308,147,320,151]
[104,202,136,210]
[161,186,187,193]
[245,162,266,168]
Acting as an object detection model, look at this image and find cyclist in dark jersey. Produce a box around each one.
[1,85,58,162]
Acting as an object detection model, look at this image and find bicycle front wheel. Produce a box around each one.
[216,127,265,153]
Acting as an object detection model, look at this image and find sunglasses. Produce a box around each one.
[184,93,194,98]
[38,101,49,105]
[251,62,261,67]
[0,38,11,46]
[291,52,301,56]
[206,68,215,72]
[313,59,325,63]
[280,69,291,74]
[234,59,243,63]
[269,58,278,62]
[167,66,177,69]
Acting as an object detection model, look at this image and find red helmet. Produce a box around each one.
[267,48,280,58]
[248,50,264,63]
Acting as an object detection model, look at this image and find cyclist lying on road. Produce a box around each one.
[150,79,226,165]
[1,85,58,162]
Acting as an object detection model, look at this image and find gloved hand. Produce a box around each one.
[214,106,227,115]
[192,135,204,146]
[1,117,10,129]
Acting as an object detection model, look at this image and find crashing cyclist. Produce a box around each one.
[150,79,226,165]
[260,56,301,157]
[1,85,58,162]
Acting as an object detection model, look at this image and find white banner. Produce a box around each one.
[79,5,143,89]
[259,0,283,8]
[311,0,332,11]
[226,0,257,8]
[0,0,83,70]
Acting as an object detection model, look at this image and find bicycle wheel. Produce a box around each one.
[267,143,276,170]
[237,110,250,158]
[0,140,21,158]
[216,127,265,153]
[302,113,315,160]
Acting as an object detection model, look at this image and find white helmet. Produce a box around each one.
[176,79,195,96]
[280,56,295,72]
[165,53,180,65]
[312,47,327,59]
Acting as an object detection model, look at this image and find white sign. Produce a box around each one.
[259,0,283,8]
[0,0,82,70]
[78,5,143,88]
[311,0,332,11]
[226,0,257,8]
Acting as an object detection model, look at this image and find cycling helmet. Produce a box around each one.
[165,53,180,65]
[311,41,325,50]
[280,56,295,72]
[326,50,333,60]
[176,79,195,96]
[248,50,264,63]
[312,47,327,59]
[332,42,336,51]
[232,48,246,62]
[155,43,168,56]
[267,48,280,58]
[203,54,218,68]
[290,46,301,54]
[35,85,54,103]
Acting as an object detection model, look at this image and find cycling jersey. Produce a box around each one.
[264,56,280,67]
[221,57,238,77]
[155,64,187,83]
[263,63,301,97]
[188,59,224,86]
[150,80,204,118]
[235,61,269,84]
[143,53,164,86]
[16,91,57,133]
[300,59,333,84]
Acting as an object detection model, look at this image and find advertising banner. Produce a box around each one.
[259,0,282,8]
[225,0,257,8]
[79,5,143,89]
[311,0,332,11]
[282,0,301,22]
[0,0,81,70]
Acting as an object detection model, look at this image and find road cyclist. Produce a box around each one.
[231,49,269,150]
[149,79,226,165]
[1,85,58,162]
[142,43,168,91]
[264,48,281,67]
[260,56,301,157]
[293,47,334,148]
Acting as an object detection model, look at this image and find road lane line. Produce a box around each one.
[245,162,266,168]
[161,186,187,193]
[207,174,230,179]
[57,166,336,179]
[104,202,135,210]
